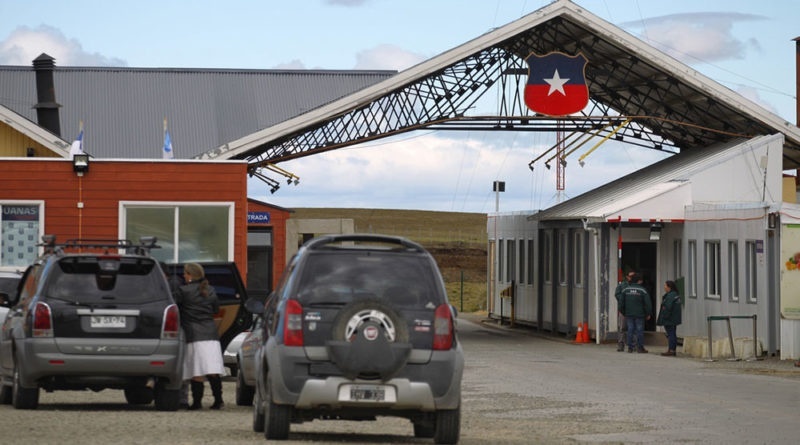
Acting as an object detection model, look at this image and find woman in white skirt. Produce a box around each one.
[175,263,225,409]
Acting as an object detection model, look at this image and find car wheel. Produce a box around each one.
[332,299,409,344]
[264,373,291,440]
[12,361,39,410]
[228,364,238,378]
[252,379,265,432]
[153,381,180,411]
[433,404,460,445]
[0,382,12,405]
[413,421,435,438]
[236,366,255,406]
[124,386,155,405]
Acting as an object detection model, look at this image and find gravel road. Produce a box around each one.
[1,315,798,445]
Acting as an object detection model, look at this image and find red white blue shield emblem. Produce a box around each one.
[524,52,589,116]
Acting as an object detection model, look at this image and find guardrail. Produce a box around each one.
[705,315,761,362]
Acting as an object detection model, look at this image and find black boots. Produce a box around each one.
[209,375,224,410]
[189,380,204,410]
[188,376,223,410]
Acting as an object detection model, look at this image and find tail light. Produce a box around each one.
[432,304,454,350]
[283,299,304,347]
[162,304,180,339]
[32,302,53,338]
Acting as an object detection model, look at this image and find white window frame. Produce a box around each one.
[688,240,697,298]
[705,240,721,299]
[745,240,757,302]
[119,201,235,263]
[728,240,739,302]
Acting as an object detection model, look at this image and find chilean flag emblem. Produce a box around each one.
[524,52,589,116]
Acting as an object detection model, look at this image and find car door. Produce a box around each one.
[0,264,38,374]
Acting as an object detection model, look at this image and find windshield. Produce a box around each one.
[295,252,441,307]
[45,256,170,304]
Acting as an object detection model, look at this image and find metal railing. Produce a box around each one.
[705,315,761,362]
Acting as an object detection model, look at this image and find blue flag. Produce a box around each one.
[163,129,173,159]
[70,123,84,158]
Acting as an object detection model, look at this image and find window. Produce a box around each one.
[688,240,697,298]
[543,232,552,284]
[745,240,758,302]
[506,239,515,282]
[518,239,525,285]
[728,241,739,301]
[123,203,233,263]
[573,231,583,286]
[1,202,44,268]
[705,241,721,298]
[558,231,567,285]
[673,239,682,279]
[526,239,534,285]
[498,239,504,282]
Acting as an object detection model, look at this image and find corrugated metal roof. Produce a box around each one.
[530,134,782,222]
[0,66,395,159]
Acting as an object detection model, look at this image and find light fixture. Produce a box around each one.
[73,153,90,176]
[649,222,662,241]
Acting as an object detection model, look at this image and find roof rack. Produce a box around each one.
[38,235,161,256]
[305,233,426,253]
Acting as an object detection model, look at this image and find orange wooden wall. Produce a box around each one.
[247,198,292,287]
[1,158,249,279]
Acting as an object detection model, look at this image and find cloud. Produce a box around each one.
[354,44,426,71]
[250,132,671,212]
[325,0,369,6]
[0,25,126,66]
[622,12,765,64]
[272,59,307,70]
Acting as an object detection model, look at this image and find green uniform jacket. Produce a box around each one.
[656,290,682,326]
[619,283,652,318]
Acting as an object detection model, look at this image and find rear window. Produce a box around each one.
[295,252,441,307]
[45,256,170,304]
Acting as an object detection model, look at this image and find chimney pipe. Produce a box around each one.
[32,53,62,137]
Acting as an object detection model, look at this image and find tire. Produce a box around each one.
[154,383,180,411]
[124,386,155,405]
[12,361,39,410]
[236,366,255,406]
[264,373,291,440]
[433,405,461,445]
[0,383,12,405]
[332,299,409,344]
[252,384,265,433]
[413,421,435,438]
[228,364,238,378]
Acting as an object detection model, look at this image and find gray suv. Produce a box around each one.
[0,236,184,410]
[248,234,463,444]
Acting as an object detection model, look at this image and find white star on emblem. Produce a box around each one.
[544,69,569,96]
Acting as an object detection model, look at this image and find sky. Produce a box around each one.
[0,0,797,213]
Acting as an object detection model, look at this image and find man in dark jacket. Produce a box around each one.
[614,271,635,352]
[619,274,652,353]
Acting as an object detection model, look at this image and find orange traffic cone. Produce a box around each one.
[573,322,585,343]
[581,322,591,343]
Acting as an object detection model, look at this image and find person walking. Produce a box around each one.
[619,273,652,353]
[614,270,635,352]
[656,280,682,356]
[175,263,225,410]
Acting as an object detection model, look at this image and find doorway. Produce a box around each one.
[621,242,658,331]
[247,228,273,301]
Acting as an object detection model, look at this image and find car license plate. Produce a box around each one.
[90,315,126,328]
[338,384,396,403]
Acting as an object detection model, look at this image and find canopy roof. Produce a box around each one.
[206,0,800,172]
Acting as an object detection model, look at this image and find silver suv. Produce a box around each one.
[247,234,463,444]
[0,236,184,410]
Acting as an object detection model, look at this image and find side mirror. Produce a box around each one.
[244,298,265,315]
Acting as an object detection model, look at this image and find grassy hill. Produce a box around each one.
[291,208,488,312]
